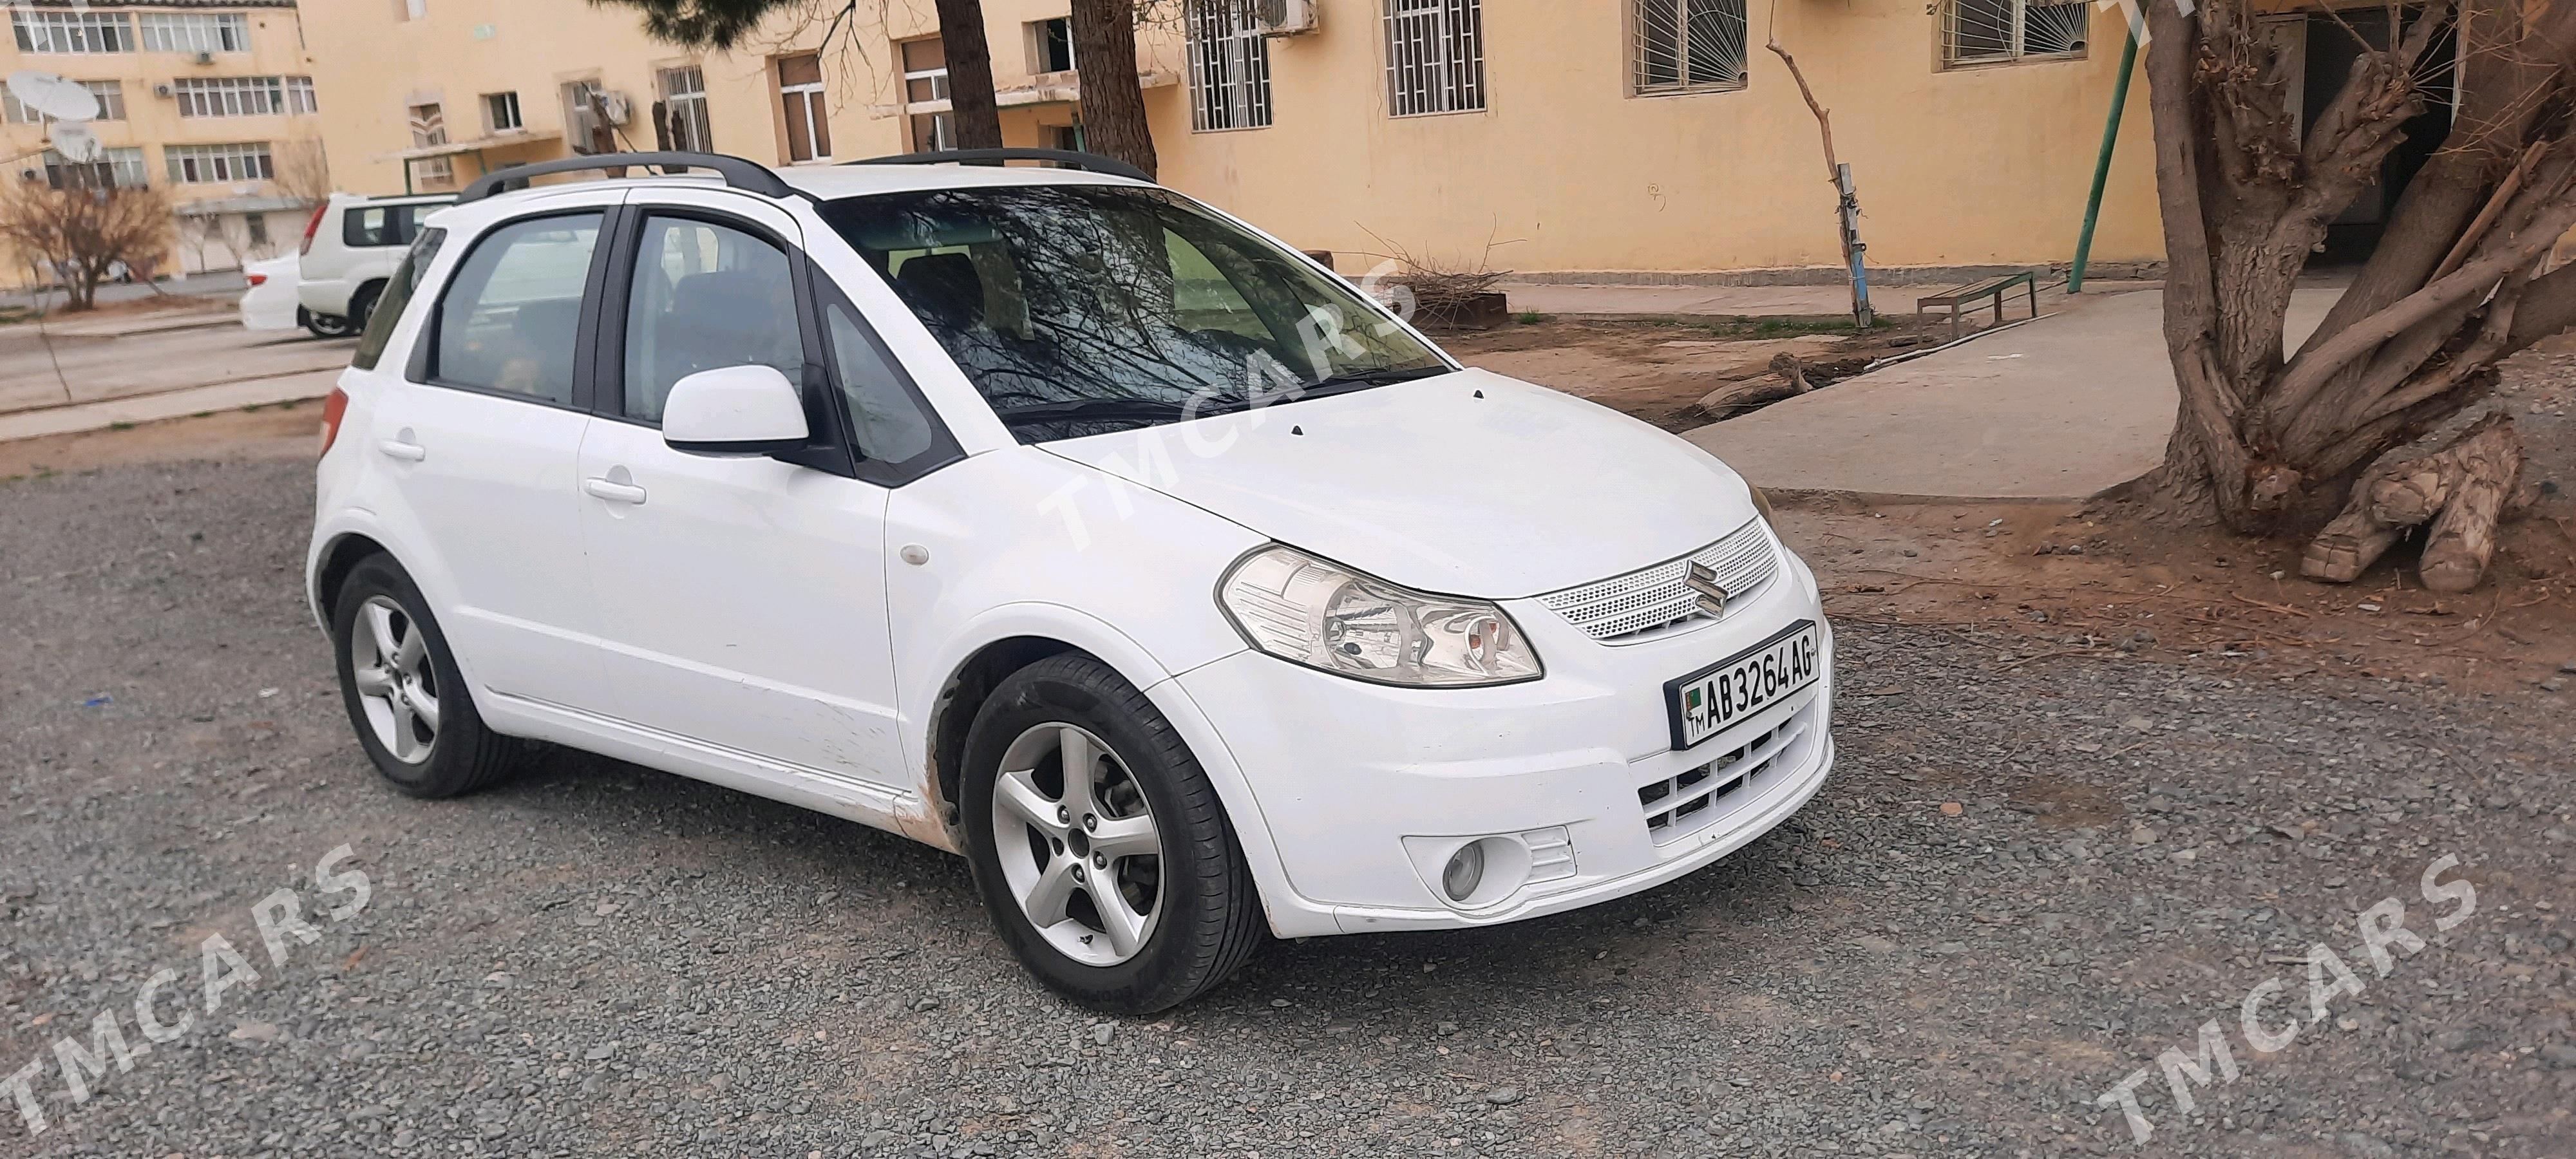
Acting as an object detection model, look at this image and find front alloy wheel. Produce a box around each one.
[960,654,1265,1012]
[989,722,1164,966]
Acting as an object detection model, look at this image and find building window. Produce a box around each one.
[659,66,713,152]
[895,39,951,153]
[1031,17,1075,73]
[5,80,124,124]
[138,12,251,54]
[12,11,135,55]
[562,80,614,154]
[247,213,271,249]
[1383,0,1484,117]
[166,142,275,184]
[44,147,148,189]
[173,77,315,118]
[778,54,833,160]
[1943,0,2090,66]
[484,91,522,133]
[1633,0,1747,93]
[1186,1,1272,131]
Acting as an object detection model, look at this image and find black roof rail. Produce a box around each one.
[844,147,1153,184]
[457,151,793,203]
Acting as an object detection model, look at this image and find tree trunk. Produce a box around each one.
[933,0,1005,151]
[1069,0,1157,178]
[2299,414,2521,589]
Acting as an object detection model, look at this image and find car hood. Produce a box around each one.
[1039,368,1760,598]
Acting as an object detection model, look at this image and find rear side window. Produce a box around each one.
[352,227,446,371]
[431,214,602,404]
[344,203,429,249]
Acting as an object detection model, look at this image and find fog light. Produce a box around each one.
[1441,842,1486,901]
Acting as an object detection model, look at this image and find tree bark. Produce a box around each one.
[2300,414,2521,588]
[933,0,1005,151]
[1070,0,1157,178]
[2418,419,2523,592]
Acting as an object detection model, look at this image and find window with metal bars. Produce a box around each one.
[1187,0,1273,131]
[1942,0,2090,66]
[660,66,714,152]
[1633,0,1747,94]
[1383,0,1484,117]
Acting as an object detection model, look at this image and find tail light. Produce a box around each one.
[298,202,328,256]
[245,272,267,287]
[317,386,350,458]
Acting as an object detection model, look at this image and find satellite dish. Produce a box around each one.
[49,122,104,164]
[8,70,99,122]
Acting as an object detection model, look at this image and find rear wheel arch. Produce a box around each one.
[314,532,393,624]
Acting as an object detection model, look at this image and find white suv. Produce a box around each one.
[307,149,1835,1012]
[296,191,457,337]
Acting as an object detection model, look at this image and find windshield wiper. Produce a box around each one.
[1300,364,1453,397]
[990,397,1202,428]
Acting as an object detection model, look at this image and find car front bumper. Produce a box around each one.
[1169,542,1835,936]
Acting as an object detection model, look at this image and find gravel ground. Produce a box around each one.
[3,460,2572,1158]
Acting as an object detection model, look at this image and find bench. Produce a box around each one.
[1915,272,2041,341]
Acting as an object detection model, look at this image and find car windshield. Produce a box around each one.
[819,184,1450,442]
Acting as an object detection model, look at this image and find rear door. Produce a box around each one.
[572,188,945,787]
[366,192,619,714]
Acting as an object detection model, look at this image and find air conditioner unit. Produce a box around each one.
[153,83,175,99]
[597,91,632,127]
[192,52,216,66]
[1253,0,1319,35]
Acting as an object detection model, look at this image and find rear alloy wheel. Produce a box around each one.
[331,555,530,798]
[961,654,1264,1012]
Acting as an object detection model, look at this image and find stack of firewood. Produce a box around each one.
[2302,413,2528,592]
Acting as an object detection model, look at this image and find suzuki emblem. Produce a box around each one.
[1687,561,1729,617]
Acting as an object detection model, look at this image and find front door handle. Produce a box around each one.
[377,439,426,462]
[583,477,647,505]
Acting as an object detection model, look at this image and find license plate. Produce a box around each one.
[1665,619,1822,750]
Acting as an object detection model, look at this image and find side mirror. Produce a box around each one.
[661,365,810,456]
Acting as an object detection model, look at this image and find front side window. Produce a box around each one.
[1187,0,1273,131]
[1633,0,1748,94]
[824,294,942,466]
[621,216,804,422]
[355,227,448,371]
[433,214,602,403]
[1943,0,2090,66]
[1383,0,1484,116]
[820,185,1448,443]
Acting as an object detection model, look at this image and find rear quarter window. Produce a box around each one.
[352,227,447,371]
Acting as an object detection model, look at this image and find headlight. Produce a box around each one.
[1217,545,1542,687]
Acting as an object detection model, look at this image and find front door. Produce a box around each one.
[573,193,907,786]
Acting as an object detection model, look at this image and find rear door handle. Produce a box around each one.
[583,478,647,505]
[377,439,426,462]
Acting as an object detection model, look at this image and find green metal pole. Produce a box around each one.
[2069,28,2139,294]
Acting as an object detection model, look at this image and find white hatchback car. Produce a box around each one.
[308,149,1835,1012]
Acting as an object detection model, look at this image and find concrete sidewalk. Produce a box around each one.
[0,368,339,442]
[1682,287,2341,499]
[1500,278,2162,320]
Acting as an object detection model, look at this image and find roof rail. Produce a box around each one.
[845,147,1153,184]
[457,151,792,204]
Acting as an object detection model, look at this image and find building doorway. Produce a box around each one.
[2273,6,2458,264]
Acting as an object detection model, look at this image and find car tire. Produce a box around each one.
[346,282,383,330]
[303,308,355,339]
[960,654,1265,1013]
[331,554,530,799]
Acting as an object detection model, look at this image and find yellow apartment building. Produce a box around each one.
[297,1,2442,281]
[0,0,326,286]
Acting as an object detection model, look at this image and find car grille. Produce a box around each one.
[1537,519,1781,643]
[1638,703,1817,843]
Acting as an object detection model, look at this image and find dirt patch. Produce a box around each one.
[0,403,318,479]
